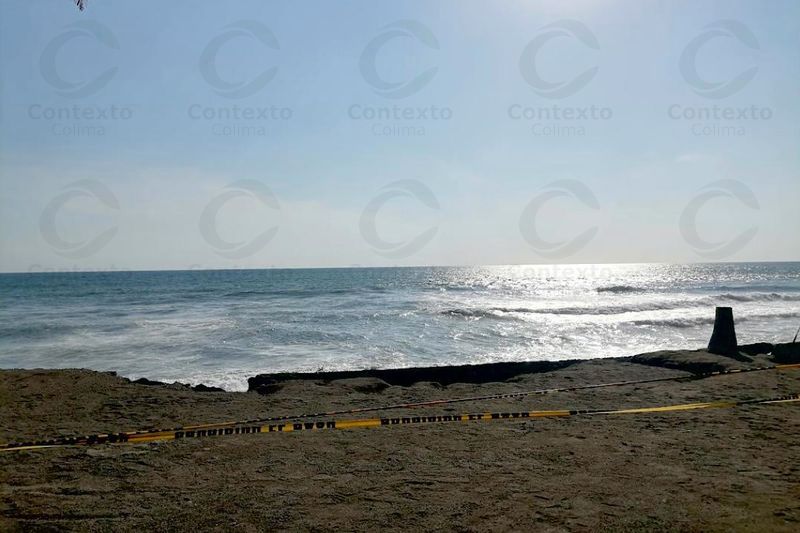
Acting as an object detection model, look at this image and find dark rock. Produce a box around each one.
[247,359,577,393]
[191,383,225,393]
[130,377,225,392]
[132,377,166,387]
[739,342,774,356]
[772,343,800,364]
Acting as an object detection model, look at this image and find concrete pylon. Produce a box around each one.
[708,306,738,356]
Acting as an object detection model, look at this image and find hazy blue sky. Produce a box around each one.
[1,0,798,272]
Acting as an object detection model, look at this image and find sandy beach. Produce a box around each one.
[1,348,799,531]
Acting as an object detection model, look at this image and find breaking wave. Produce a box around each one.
[441,293,799,321]
[718,293,800,302]
[630,311,798,329]
[595,285,642,294]
[441,308,521,320]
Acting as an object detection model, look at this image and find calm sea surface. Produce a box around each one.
[1,263,798,390]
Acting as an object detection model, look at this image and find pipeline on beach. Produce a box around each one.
[2,364,799,452]
[2,393,798,451]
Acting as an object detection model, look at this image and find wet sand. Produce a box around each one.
[1,349,799,531]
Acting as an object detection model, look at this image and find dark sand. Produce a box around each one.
[1,350,799,531]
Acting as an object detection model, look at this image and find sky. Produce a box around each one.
[0,0,798,272]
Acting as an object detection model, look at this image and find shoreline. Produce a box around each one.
[2,341,788,395]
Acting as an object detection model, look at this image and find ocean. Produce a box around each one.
[0,263,798,391]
